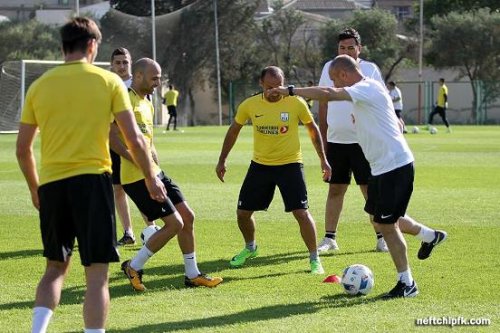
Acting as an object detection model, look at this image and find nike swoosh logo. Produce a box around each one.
[381,214,392,219]
[301,200,308,204]
[255,114,264,118]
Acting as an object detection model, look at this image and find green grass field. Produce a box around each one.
[0,125,499,332]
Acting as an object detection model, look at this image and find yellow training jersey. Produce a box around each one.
[437,84,448,107]
[234,94,313,165]
[120,89,161,184]
[20,60,131,185]
[164,89,179,106]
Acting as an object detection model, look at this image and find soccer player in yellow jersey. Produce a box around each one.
[16,18,166,333]
[216,66,332,274]
[112,58,222,291]
[163,84,179,131]
[428,78,451,132]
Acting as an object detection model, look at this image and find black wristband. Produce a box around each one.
[288,85,295,96]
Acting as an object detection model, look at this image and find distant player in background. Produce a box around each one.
[216,66,331,275]
[387,81,407,133]
[317,27,389,254]
[271,55,448,298]
[113,58,222,291]
[17,17,166,333]
[164,84,179,131]
[428,78,451,133]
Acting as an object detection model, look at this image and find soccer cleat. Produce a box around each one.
[317,237,339,252]
[418,230,447,260]
[185,274,223,288]
[310,259,325,274]
[117,233,136,246]
[121,260,146,291]
[230,246,258,267]
[383,280,418,298]
[376,237,389,252]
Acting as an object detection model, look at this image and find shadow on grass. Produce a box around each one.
[0,249,42,260]
[109,294,383,332]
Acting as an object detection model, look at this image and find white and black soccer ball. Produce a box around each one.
[412,126,420,134]
[140,225,161,246]
[430,127,438,135]
[341,264,374,295]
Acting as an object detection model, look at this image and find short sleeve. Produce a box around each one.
[234,100,250,125]
[111,77,132,115]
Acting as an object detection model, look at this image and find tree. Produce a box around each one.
[421,0,500,24]
[427,8,500,122]
[110,0,196,16]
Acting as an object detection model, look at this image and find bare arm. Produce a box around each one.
[270,86,352,103]
[318,101,328,152]
[114,110,167,202]
[304,121,331,182]
[215,122,243,182]
[109,122,133,162]
[16,123,40,210]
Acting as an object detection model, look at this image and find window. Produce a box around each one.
[394,6,411,20]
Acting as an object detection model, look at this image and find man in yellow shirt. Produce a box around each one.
[113,58,222,291]
[16,17,166,333]
[163,84,180,131]
[428,78,451,132]
[215,66,331,274]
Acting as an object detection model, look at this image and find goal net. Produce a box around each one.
[0,60,110,133]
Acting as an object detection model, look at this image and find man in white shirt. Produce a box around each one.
[387,81,407,133]
[271,55,447,298]
[317,28,388,253]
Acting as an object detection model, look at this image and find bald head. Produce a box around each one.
[131,58,161,97]
[328,55,363,88]
[330,55,360,74]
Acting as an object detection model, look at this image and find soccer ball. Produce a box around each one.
[412,126,420,134]
[430,127,438,134]
[140,225,161,246]
[341,264,375,295]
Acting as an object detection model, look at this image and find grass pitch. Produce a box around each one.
[0,125,499,332]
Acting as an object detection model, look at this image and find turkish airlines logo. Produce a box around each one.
[280,126,288,134]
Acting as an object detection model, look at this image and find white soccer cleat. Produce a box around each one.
[376,237,389,252]
[317,237,339,252]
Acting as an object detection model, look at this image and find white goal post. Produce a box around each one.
[0,60,110,133]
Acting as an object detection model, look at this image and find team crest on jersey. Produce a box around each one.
[280,112,289,122]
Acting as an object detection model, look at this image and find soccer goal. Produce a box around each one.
[0,60,110,133]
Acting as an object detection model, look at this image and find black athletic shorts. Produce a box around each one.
[238,161,308,212]
[167,105,177,117]
[395,109,403,119]
[110,149,121,185]
[326,142,371,185]
[38,173,119,266]
[123,171,185,221]
[364,162,414,224]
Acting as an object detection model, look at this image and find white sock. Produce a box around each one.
[417,225,436,243]
[84,329,105,333]
[246,241,256,251]
[309,251,319,261]
[130,246,154,271]
[398,269,414,286]
[125,228,134,236]
[32,306,53,333]
[183,252,201,279]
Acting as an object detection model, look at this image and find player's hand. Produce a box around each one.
[215,161,226,182]
[30,188,40,210]
[445,102,449,108]
[321,159,332,182]
[268,86,288,96]
[145,176,167,202]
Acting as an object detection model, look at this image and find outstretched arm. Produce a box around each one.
[216,122,243,182]
[270,86,352,102]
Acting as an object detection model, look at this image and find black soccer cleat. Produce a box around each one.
[383,281,418,299]
[418,230,447,260]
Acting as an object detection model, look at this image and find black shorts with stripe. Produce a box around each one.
[238,161,308,212]
[123,171,185,221]
[38,173,120,266]
[364,162,414,224]
[326,142,371,185]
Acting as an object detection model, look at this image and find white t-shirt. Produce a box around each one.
[123,77,132,88]
[344,78,414,176]
[389,86,403,110]
[319,58,384,143]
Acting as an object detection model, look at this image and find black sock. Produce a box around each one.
[376,232,383,239]
[325,231,336,240]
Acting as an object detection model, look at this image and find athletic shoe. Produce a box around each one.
[317,237,339,252]
[417,230,447,260]
[121,260,145,292]
[383,280,418,298]
[310,259,325,274]
[185,274,223,288]
[229,246,258,267]
[117,233,136,246]
[376,238,389,252]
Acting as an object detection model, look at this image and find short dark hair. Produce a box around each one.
[60,17,102,54]
[338,27,361,45]
[439,78,445,83]
[110,47,131,62]
[260,66,284,81]
[388,81,396,87]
